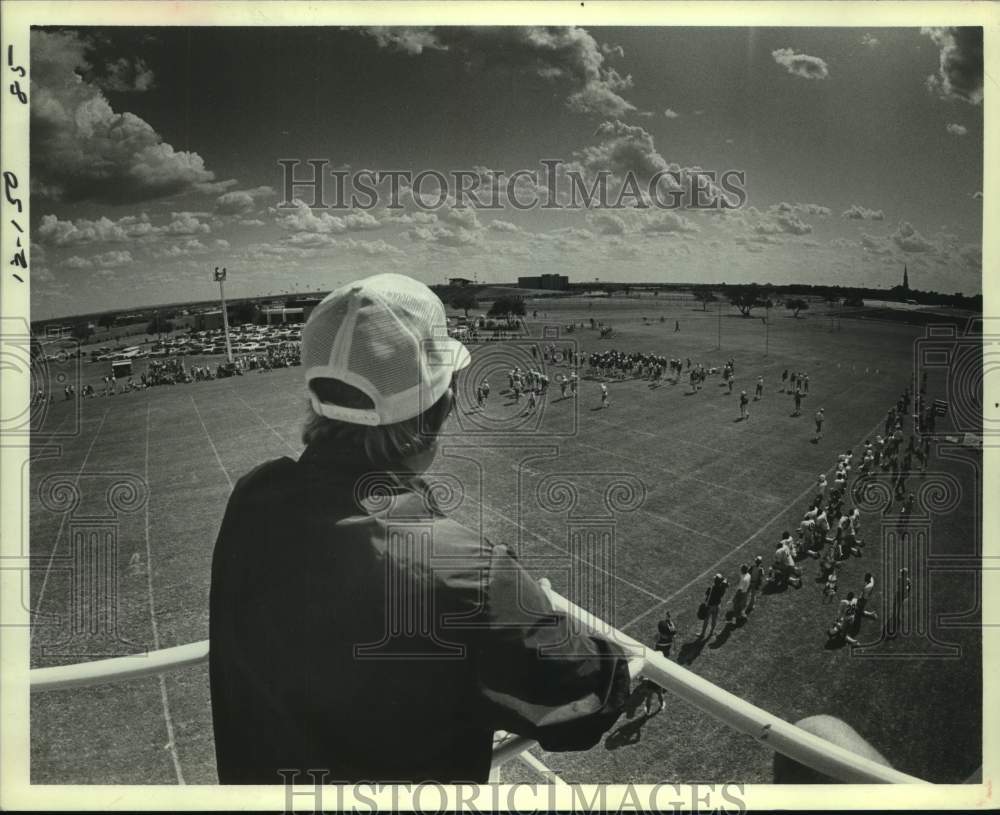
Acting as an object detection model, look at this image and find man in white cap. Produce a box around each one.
[209,273,632,784]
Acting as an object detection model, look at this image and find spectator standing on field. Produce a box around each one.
[858,572,878,620]
[654,612,677,659]
[699,574,729,639]
[814,408,825,441]
[731,564,751,623]
[746,556,765,614]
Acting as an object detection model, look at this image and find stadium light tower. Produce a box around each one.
[214,266,234,363]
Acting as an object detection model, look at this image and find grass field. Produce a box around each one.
[29,297,982,785]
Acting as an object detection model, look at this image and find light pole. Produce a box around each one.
[214,266,233,363]
[717,299,721,350]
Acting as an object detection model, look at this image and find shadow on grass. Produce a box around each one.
[605,715,651,750]
[708,624,732,649]
[676,637,709,665]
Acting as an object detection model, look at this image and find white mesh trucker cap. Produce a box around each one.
[302,273,471,426]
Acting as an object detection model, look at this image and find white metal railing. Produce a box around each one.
[29,580,927,784]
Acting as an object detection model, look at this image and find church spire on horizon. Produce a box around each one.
[902,264,909,292]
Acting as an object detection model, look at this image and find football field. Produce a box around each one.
[29,299,982,785]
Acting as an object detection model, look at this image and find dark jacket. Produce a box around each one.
[706,580,729,607]
[209,443,629,784]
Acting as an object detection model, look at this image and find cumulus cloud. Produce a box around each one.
[568,120,741,209]
[775,213,813,235]
[922,27,983,105]
[892,221,935,253]
[771,47,829,80]
[753,207,815,236]
[342,238,404,256]
[588,212,628,235]
[164,211,211,236]
[99,56,156,92]
[861,33,880,48]
[441,207,481,231]
[37,213,153,246]
[361,27,636,116]
[343,209,384,231]
[771,201,831,217]
[30,29,228,204]
[574,120,668,181]
[972,191,983,200]
[215,186,275,215]
[566,68,636,117]
[277,199,385,234]
[558,227,596,242]
[842,204,885,221]
[488,219,522,233]
[92,250,133,268]
[640,211,699,235]
[361,27,445,55]
[151,239,210,259]
[405,224,485,250]
[946,122,968,136]
[277,200,348,234]
[860,233,893,255]
[663,108,679,119]
[36,211,210,245]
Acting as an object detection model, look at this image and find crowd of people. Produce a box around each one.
[647,377,933,656]
[38,346,302,403]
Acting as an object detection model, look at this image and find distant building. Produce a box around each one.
[449,277,474,287]
[517,274,569,291]
[284,297,322,322]
[262,307,306,324]
[195,310,225,331]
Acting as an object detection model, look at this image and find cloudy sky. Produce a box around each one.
[29,25,983,319]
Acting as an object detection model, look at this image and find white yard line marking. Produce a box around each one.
[227,386,302,453]
[189,395,233,489]
[144,403,186,785]
[31,406,111,644]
